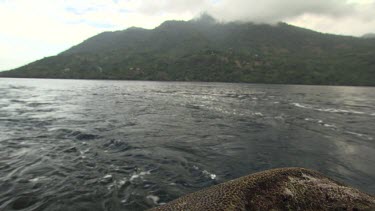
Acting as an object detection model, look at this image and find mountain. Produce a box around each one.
[1,15,375,86]
[362,33,375,39]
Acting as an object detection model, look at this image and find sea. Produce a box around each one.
[0,78,374,210]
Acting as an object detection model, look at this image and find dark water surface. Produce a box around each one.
[1,78,374,210]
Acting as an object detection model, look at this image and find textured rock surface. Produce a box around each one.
[148,167,375,211]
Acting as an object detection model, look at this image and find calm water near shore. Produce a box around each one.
[0,78,374,210]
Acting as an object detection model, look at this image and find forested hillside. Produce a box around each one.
[1,15,375,85]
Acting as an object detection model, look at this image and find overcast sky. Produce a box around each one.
[1,0,374,71]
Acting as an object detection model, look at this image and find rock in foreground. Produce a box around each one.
[148,167,375,211]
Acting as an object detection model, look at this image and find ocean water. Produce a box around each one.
[0,78,374,210]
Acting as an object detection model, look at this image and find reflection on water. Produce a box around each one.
[0,78,375,211]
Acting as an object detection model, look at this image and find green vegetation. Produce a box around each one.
[1,15,375,85]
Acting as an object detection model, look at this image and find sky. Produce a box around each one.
[1,0,375,71]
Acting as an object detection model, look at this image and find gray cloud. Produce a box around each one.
[354,2,375,21]
[209,0,357,23]
[137,0,210,15]
[130,0,375,35]
[133,0,372,24]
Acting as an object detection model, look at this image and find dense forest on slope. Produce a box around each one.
[1,15,375,85]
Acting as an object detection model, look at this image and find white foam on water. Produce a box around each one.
[117,179,127,186]
[107,177,128,190]
[103,174,112,179]
[254,112,263,116]
[109,164,120,171]
[129,175,139,181]
[29,176,47,183]
[79,149,90,159]
[304,118,337,129]
[129,171,150,182]
[100,174,113,186]
[274,115,284,120]
[317,108,365,115]
[146,195,160,205]
[345,131,374,140]
[81,149,90,154]
[292,103,311,109]
[193,165,217,180]
[202,170,217,180]
[107,184,114,190]
[323,124,336,128]
[304,118,323,124]
[292,103,366,115]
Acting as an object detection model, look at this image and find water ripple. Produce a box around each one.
[0,79,374,210]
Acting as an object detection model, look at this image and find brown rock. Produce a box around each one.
[148,167,375,211]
